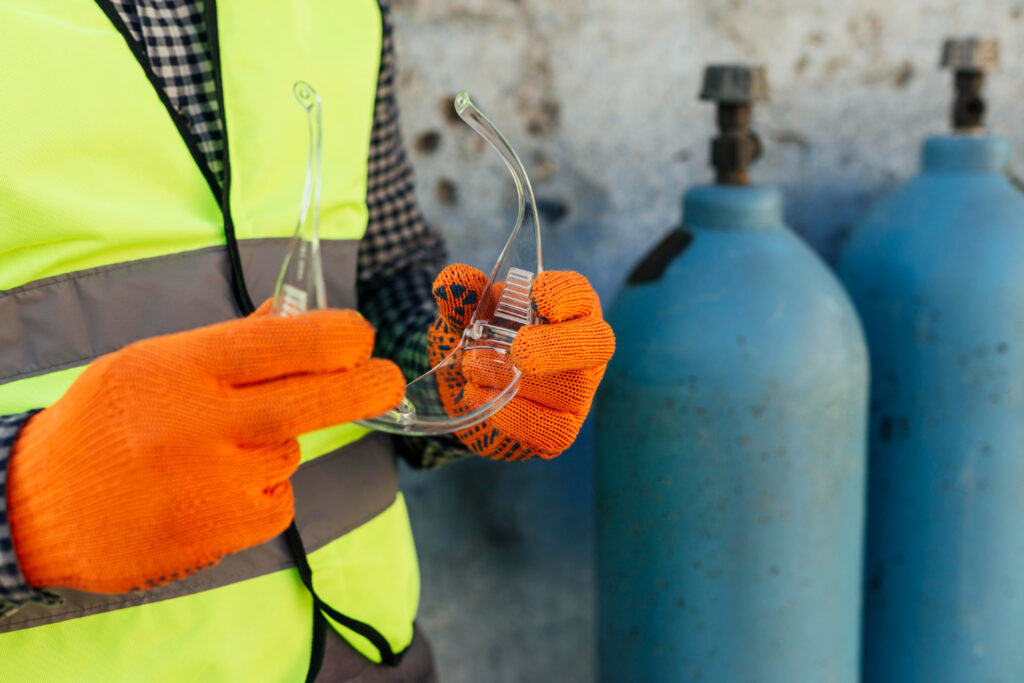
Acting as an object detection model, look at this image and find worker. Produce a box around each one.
[0,1,614,681]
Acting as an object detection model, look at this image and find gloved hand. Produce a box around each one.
[7,307,404,594]
[429,265,615,460]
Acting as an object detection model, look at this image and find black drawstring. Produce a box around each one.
[285,522,329,681]
[285,521,402,680]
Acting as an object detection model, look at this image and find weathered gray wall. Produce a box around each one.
[391,2,1024,680]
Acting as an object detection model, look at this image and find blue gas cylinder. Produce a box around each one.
[837,36,1024,681]
[838,133,1024,681]
[596,179,869,680]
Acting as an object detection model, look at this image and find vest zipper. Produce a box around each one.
[205,2,405,665]
[93,0,254,316]
[204,0,255,316]
[93,1,405,667]
[92,0,224,206]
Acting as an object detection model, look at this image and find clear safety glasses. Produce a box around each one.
[272,83,543,436]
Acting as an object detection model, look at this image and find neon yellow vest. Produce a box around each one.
[0,1,419,679]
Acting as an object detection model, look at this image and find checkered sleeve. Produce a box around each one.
[0,411,62,619]
[357,1,473,468]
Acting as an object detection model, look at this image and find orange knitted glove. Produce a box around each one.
[429,265,615,460]
[7,307,404,594]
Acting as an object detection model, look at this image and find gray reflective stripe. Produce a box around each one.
[0,238,360,385]
[0,431,397,633]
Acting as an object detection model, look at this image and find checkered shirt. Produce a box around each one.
[0,413,63,617]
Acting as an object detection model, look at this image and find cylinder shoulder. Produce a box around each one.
[609,225,867,391]
[840,172,1024,291]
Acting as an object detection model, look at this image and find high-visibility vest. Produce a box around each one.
[0,1,420,680]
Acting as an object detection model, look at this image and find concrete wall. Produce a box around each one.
[390,1,1024,680]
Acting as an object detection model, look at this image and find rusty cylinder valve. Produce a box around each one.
[699,64,768,185]
[941,37,999,133]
